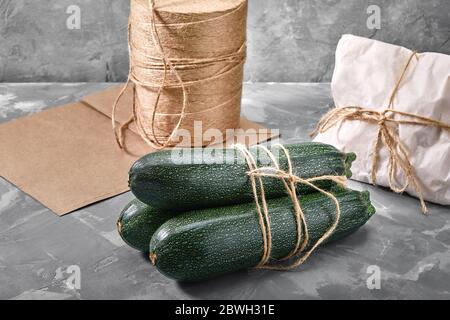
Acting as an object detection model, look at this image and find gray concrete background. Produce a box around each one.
[0,0,449,83]
[1,83,449,300]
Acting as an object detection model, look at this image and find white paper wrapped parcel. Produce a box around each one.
[314,35,450,205]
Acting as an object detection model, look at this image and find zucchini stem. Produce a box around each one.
[117,220,123,234]
[149,252,157,266]
[344,152,357,178]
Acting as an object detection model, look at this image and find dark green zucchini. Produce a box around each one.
[130,143,356,211]
[149,188,375,282]
[117,199,174,252]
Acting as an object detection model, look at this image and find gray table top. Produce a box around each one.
[0,83,449,300]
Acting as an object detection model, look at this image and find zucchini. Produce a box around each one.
[149,189,375,282]
[130,143,356,211]
[117,199,174,252]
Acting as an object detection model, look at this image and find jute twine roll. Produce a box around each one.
[113,0,248,149]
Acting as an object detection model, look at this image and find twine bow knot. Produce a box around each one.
[378,110,390,126]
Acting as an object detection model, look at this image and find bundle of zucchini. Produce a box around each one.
[118,143,375,282]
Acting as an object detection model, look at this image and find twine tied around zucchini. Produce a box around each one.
[112,0,247,151]
[234,144,347,270]
[311,51,450,214]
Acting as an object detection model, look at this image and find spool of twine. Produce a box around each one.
[114,0,248,149]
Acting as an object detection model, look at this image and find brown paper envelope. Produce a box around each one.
[0,86,278,216]
[0,103,148,215]
[82,85,140,134]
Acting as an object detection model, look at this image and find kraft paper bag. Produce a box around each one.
[314,35,450,205]
[0,85,278,216]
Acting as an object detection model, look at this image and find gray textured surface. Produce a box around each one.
[0,0,449,82]
[1,83,449,300]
